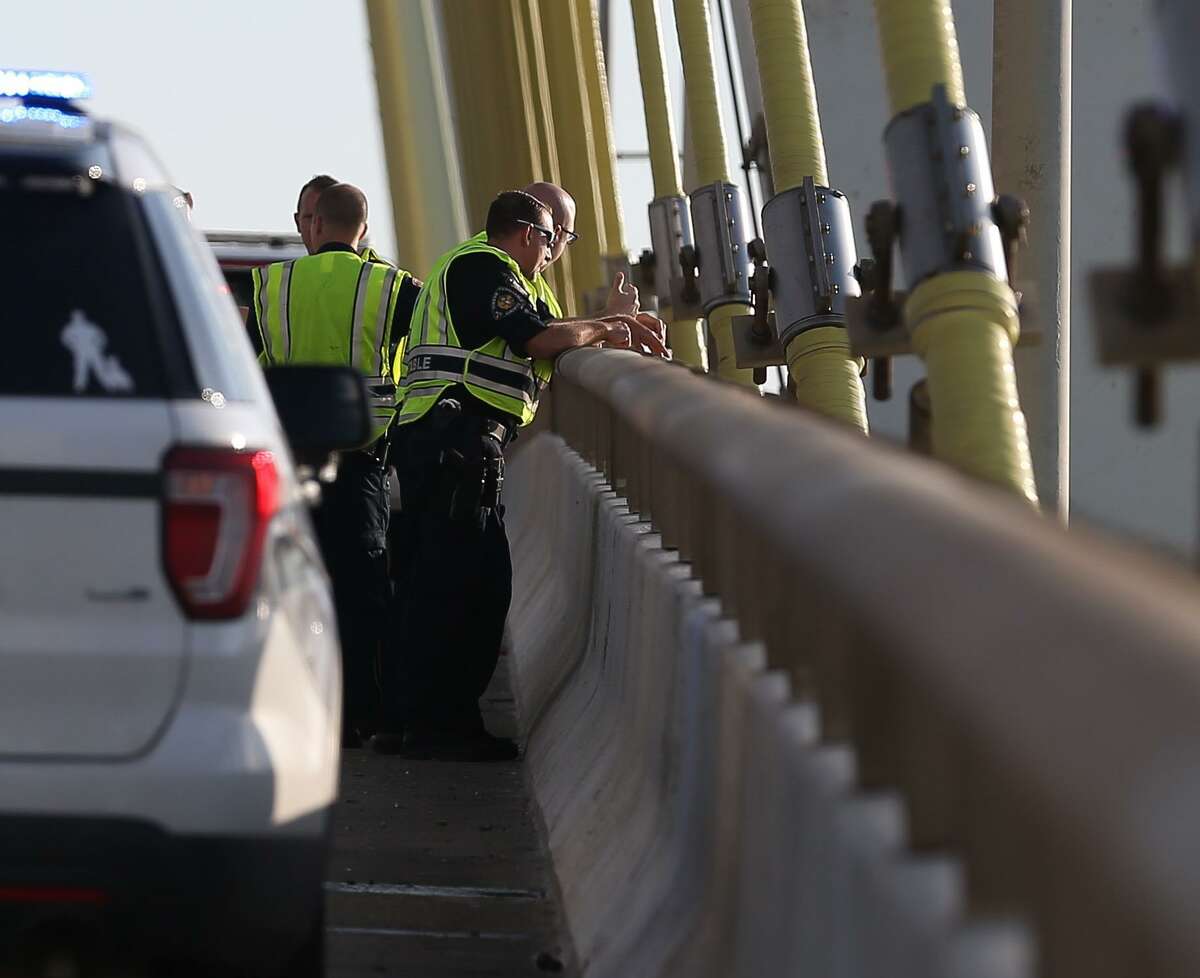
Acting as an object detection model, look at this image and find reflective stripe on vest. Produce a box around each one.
[253,259,297,362]
[394,238,553,427]
[252,251,411,442]
[403,345,541,405]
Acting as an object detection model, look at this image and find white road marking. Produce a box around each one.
[328,925,532,942]
[325,881,543,901]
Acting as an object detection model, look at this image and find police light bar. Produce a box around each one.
[0,104,89,129]
[0,69,92,101]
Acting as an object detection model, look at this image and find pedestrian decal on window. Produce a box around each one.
[60,309,134,393]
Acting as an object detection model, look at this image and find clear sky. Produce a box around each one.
[3,0,754,270]
[5,0,398,259]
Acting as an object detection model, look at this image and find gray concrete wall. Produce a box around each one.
[503,433,1038,976]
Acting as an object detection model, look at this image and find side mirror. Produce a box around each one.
[264,366,371,464]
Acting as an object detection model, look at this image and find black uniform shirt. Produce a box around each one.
[432,251,552,423]
[245,241,422,359]
[444,252,551,357]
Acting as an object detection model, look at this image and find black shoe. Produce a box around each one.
[395,730,437,760]
[431,730,520,763]
[368,730,408,755]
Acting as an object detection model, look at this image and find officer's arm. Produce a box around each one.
[387,275,423,360]
[522,320,612,359]
[523,313,668,360]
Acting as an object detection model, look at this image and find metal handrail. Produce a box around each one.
[547,346,1200,976]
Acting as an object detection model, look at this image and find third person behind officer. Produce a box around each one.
[523,180,639,320]
[295,173,394,265]
[382,190,667,762]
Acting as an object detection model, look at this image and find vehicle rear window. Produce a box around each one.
[0,176,192,398]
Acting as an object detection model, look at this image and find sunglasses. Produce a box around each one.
[517,220,556,246]
[556,227,580,246]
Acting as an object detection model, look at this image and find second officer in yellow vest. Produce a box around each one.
[379,191,667,762]
[250,182,422,747]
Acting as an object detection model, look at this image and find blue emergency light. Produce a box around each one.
[0,68,92,101]
[0,104,88,128]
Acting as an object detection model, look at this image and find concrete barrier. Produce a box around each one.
[504,434,1035,976]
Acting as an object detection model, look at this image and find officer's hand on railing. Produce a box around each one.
[602,320,633,349]
[602,272,640,317]
[602,314,670,360]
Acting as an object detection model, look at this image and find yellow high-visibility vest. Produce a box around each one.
[252,250,410,442]
[394,237,553,427]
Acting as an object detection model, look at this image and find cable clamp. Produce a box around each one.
[645,195,701,317]
[846,85,1038,399]
[689,181,752,313]
[731,178,861,375]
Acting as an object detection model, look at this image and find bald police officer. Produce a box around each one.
[251,183,422,746]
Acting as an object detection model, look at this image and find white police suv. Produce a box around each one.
[0,71,361,976]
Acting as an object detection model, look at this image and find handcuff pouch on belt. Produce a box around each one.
[432,399,509,528]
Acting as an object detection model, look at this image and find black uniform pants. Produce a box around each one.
[311,449,391,735]
[388,411,512,736]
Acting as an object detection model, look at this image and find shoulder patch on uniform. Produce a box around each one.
[491,286,523,319]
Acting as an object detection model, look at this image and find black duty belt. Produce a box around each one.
[427,397,517,447]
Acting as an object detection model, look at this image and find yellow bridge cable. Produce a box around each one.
[873,0,1035,502]
[672,0,732,188]
[874,0,965,115]
[672,0,755,386]
[364,1,424,269]
[520,0,578,315]
[908,273,1035,499]
[540,0,609,300]
[576,0,627,258]
[630,0,684,198]
[629,0,706,370]
[747,0,867,431]
[786,327,868,430]
[746,0,827,190]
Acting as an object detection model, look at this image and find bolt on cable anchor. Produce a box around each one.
[844,84,1039,400]
[1090,101,1194,427]
[730,176,861,381]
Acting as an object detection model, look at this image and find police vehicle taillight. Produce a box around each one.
[163,448,280,620]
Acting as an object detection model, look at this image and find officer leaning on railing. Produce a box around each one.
[375,189,668,762]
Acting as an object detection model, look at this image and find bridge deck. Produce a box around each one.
[326,660,574,977]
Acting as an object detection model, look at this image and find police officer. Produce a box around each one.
[293,174,338,254]
[250,183,422,746]
[295,173,392,265]
[383,190,667,761]
[370,183,641,750]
